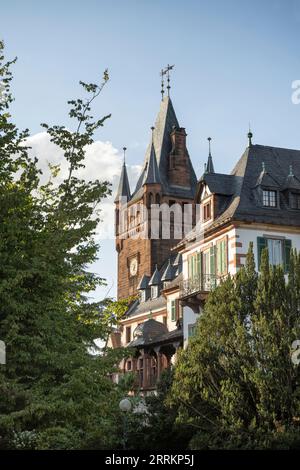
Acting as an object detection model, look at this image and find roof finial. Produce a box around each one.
[289,164,294,177]
[160,64,175,98]
[204,162,207,173]
[248,124,253,147]
[262,161,265,172]
[160,69,164,100]
[208,137,212,156]
[122,146,127,164]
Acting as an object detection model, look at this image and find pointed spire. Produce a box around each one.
[114,147,131,202]
[161,259,173,282]
[205,137,215,174]
[148,264,161,286]
[143,127,161,185]
[137,274,150,290]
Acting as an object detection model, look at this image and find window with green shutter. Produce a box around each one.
[257,236,292,272]
[257,236,268,270]
[284,239,292,273]
[217,238,227,275]
[210,246,216,276]
[188,252,201,279]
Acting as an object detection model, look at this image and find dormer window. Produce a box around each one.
[151,285,158,299]
[203,201,211,221]
[291,193,300,209]
[262,190,277,207]
[140,290,146,303]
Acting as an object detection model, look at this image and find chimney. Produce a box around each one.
[169,126,190,188]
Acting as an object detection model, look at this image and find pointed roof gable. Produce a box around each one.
[282,166,300,190]
[255,165,280,188]
[148,265,161,286]
[114,162,131,202]
[137,274,150,290]
[178,144,300,250]
[131,96,197,200]
[161,258,173,282]
[206,154,215,174]
[143,142,161,185]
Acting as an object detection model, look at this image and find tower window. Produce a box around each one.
[263,190,277,207]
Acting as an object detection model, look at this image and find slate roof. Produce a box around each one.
[137,274,150,290]
[131,96,197,200]
[128,318,182,348]
[201,172,241,196]
[162,272,183,291]
[148,265,161,286]
[230,144,300,227]
[128,319,168,347]
[161,258,173,281]
[114,161,131,202]
[125,253,182,319]
[206,154,215,174]
[178,144,300,248]
[143,141,161,185]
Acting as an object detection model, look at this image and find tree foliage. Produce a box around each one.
[169,243,300,449]
[0,40,127,449]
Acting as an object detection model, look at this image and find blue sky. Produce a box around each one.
[1,0,300,299]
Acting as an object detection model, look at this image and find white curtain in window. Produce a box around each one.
[267,239,283,265]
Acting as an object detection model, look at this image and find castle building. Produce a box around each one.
[113,95,197,392]
[178,135,300,347]
[113,92,300,393]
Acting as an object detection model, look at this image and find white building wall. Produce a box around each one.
[166,290,181,332]
[181,226,238,348]
[236,226,300,270]
[182,223,300,348]
[183,306,200,348]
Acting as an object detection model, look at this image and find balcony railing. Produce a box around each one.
[179,274,222,298]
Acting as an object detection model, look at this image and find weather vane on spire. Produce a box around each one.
[160,64,175,100]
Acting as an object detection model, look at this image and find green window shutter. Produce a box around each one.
[223,238,228,273]
[284,239,292,273]
[196,252,201,277]
[210,246,216,276]
[220,240,225,274]
[188,257,192,278]
[257,237,267,270]
[216,242,221,275]
[192,255,197,277]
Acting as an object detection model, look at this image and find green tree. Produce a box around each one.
[0,41,126,449]
[169,245,300,449]
[125,368,193,450]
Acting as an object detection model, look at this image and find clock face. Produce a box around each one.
[129,258,138,276]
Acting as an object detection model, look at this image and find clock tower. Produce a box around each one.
[115,96,197,299]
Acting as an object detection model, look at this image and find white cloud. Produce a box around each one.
[25,132,141,239]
